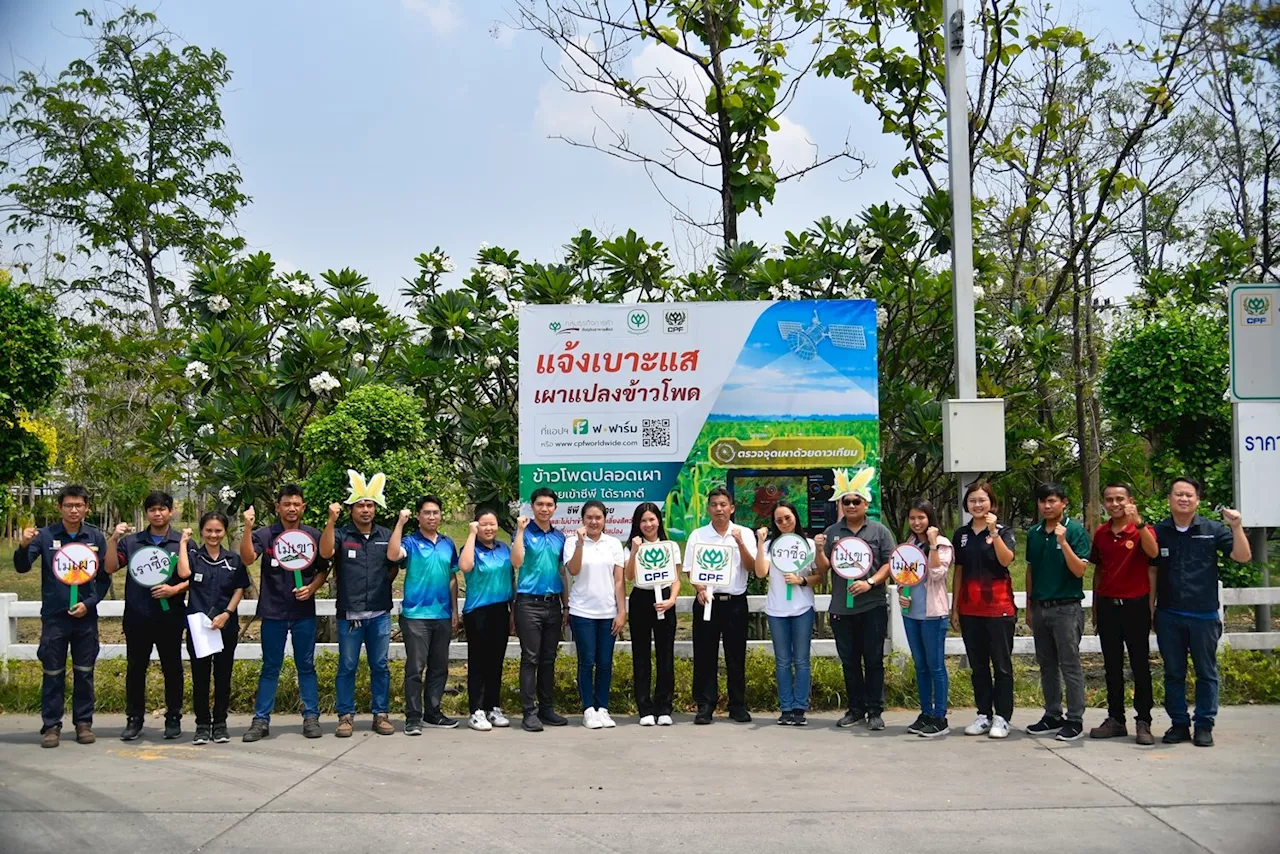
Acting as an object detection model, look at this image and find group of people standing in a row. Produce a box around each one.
[15,470,1250,749]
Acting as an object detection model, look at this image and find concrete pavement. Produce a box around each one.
[1,708,1277,853]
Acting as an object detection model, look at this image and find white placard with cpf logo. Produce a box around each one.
[632,540,680,621]
[689,541,734,621]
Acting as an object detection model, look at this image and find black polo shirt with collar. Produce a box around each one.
[117,528,186,625]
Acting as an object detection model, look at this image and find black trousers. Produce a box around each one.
[125,613,186,720]
[187,622,239,726]
[37,614,98,730]
[692,593,748,713]
[630,585,676,718]
[1097,595,1153,724]
[515,594,562,714]
[464,602,510,714]
[960,614,1016,721]
[831,608,889,716]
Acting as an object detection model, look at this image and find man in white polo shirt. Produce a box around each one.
[685,486,757,725]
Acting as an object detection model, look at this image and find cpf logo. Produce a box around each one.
[1242,294,1272,325]
[627,308,650,334]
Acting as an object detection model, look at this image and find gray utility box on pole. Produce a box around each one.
[943,398,1007,474]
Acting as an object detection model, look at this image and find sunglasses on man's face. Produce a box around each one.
[841,497,864,507]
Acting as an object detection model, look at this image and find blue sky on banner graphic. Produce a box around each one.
[713,300,878,420]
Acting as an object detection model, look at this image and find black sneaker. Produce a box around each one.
[1193,728,1214,747]
[192,725,211,745]
[776,711,794,726]
[1055,721,1084,741]
[1026,716,1065,736]
[1162,724,1192,744]
[242,719,270,743]
[729,708,752,723]
[837,710,865,728]
[212,723,230,744]
[867,713,885,731]
[404,720,423,736]
[538,708,568,727]
[694,708,713,725]
[906,713,929,735]
[120,717,143,742]
[302,716,322,739]
[792,711,808,727]
[918,716,950,738]
[163,716,182,740]
[424,713,458,729]
[521,713,544,732]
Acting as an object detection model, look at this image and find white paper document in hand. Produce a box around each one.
[186,612,224,659]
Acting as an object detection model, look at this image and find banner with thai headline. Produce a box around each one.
[518,301,880,540]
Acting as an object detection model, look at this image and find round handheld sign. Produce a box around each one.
[633,540,680,621]
[689,541,735,621]
[891,543,929,615]
[270,528,318,590]
[52,542,99,610]
[768,533,812,601]
[128,545,177,611]
[830,537,873,609]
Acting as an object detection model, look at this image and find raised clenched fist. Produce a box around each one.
[517,515,529,529]
[814,533,827,549]
[576,527,589,540]
[469,521,479,536]
[926,526,939,544]
[181,527,193,541]
[730,527,744,544]
[398,508,412,524]
[328,502,342,521]
[113,522,132,538]
[242,506,256,527]
[19,527,38,547]
[1223,508,1242,527]
[632,536,642,549]
[757,526,769,541]
[984,512,998,533]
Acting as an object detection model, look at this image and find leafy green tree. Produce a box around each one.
[0,7,248,328]
[0,270,64,485]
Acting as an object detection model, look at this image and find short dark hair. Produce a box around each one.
[581,499,607,519]
[277,483,304,502]
[199,510,230,531]
[707,486,732,503]
[1035,482,1067,502]
[474,506,499,522]
[963,480,998,511]
[57,485,90,505]
[144,490,174,511]
[1170,476,1202,498]
[1102,482,1132,498]
[530,487,558,505]
[907,498,939,531]
[416,495,443,513]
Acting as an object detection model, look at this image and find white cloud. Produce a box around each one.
[403,0,462,35]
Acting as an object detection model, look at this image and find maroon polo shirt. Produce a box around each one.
[1090,521,1156,599]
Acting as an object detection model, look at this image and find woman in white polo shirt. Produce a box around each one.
[754,500,821,726]
[564,500,626,729]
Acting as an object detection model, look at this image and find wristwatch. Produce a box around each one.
[799,578,808,588]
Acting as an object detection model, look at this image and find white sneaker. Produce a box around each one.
[488,708,510,728]
[657,714,674,726]
[988,716,1010,739]
[583,707,603,729]
[597,709,617,728]
[639,715,656,727]
[468,710,492,732]
[964,714,991,736]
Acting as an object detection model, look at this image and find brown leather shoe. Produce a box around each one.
[75,723,96,745]
[1135,720,1154,745]
[372,714,394,735]
[1089,716,1128,739]
[41,726,61,748]
[335,714,355,738]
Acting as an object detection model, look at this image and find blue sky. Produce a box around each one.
[2,1,1141,311]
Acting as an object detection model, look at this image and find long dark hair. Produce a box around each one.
[626,502,668,544]
[766,500,803,543]
[906,498,938,549]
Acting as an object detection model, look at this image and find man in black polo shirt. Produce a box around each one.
[14,485,111,748]
[105,490,188,742]
[1152,476,1251,747]
[320,476,401,737]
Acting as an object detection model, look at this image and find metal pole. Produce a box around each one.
[1254,527,1271,631]
[945,0,978,523]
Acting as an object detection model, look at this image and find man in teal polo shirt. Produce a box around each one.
[1025,482,1091,741]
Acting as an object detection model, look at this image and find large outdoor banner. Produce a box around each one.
[518,301,880,540]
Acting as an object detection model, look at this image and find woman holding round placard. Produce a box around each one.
[754,500,822,726]
[950,481,1018,739]
[624,503,681,727]
[178,512,251,745]
[564,500,627,729]
[896,499,953,738]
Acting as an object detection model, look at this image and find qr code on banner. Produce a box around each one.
[643,418,672,448]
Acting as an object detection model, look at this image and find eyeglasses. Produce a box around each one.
[841,497,864,507]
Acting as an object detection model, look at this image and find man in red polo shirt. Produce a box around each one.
[1089,483,1159,744]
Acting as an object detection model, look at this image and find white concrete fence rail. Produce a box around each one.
[1,587,1278,662]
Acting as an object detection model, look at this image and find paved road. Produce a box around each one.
[1,708,1277,853]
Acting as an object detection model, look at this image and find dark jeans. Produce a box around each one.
[401,616,452,723]
[124,613,186,720]
[464,602,510,713]
[960,614,1016,721]
[830,607,888,716]
[1155,609,1222,730]
[903,616,949,718]
[187,622,239,726]
[1096,596,1153,724]
[1030,601,1085,723]
[255,617,319,722]
[336,614,392,716]
[629,585,675,718]
[570,615,616,710]
[692,593,748,713]
[515,594,563,714]
[37,614,98,731]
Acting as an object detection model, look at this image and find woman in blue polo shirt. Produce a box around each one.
[177,512,251,745]
[459,508,521,732]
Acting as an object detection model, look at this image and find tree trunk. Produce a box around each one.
[705,3,738,248]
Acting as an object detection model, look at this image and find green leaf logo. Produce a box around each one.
[548,321,562,332]
[1244,296,1269,317]
[638,546,668,571]
[627,309,650,334]
[696,548,727,573]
